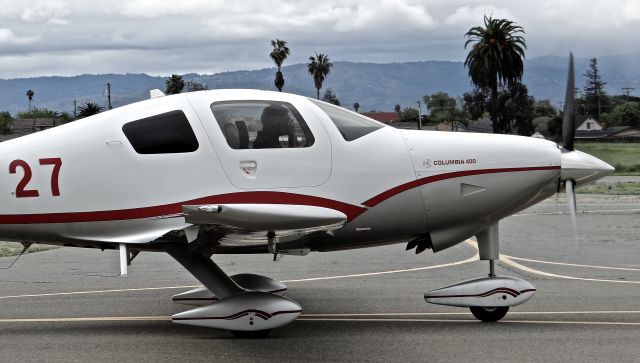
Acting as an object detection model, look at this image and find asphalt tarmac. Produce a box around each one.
[0,194,638,362]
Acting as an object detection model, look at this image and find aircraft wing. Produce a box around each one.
[179,204,347,253]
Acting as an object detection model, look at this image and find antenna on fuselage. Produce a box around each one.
[150,89,166,99]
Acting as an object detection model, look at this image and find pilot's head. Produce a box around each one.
[260,105,290,135]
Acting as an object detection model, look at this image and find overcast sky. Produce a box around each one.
[0,0,639,78]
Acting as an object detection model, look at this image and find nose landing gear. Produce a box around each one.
[424,222,536,322]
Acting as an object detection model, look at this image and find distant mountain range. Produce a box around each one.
[1,55,639,115]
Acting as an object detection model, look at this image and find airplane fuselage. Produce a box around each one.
[0,90,563,253]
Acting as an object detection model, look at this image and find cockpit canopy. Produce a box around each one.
[308,99,384,141]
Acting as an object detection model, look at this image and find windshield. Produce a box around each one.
[309,99,384,141]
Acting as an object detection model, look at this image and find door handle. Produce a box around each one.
[239,160,257,178]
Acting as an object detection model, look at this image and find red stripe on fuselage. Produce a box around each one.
[362,166,560,207]
[0,166,560,225]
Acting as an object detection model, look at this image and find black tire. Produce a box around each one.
[230,329,272,338]
[469,306,509,322]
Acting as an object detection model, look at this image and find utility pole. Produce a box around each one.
[106,82,112,110]
[597,88,601,122]
[416,100,422,130]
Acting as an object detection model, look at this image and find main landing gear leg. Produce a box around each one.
[165,244,301,337]
[165,244,244,299]
[424,222,536,322]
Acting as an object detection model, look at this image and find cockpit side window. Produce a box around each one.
[210,101,314,149]
[309,99,384,141]
[122,110,199,154]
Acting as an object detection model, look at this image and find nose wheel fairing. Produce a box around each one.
[424,276,536,308]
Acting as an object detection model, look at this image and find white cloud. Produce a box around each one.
[19,1,69,23]
[117,0,222,18]
[444,5,517,26]
[0,0,638,78]
[48,18,70,26]
[622,0,640,22]
[0,29,40,45]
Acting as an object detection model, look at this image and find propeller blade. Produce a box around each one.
[562,53,576,151]
[565,179,578,239]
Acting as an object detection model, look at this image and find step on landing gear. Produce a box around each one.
[165,244,300,337]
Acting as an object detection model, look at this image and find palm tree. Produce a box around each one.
[307,52,333,99]
[464,15,526,133]
[270,39,290,92]
[165,74,185,95]
[77,102,104,118]
[26,90,34,110]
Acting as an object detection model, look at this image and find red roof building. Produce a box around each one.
[361,112,400,123]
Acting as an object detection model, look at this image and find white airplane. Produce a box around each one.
[0,55,613,337]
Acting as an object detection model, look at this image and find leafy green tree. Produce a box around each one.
[322,88,341,106]
[307,52,333,99]
[59,112,74,124]
[0,111,12,134]
[463,83,534,134]
[270,39,290,92]
[423,92,467,124]
[26,90,34,110]
[424,92,456,113]
[608,102,640,127]
[17,108,60,119]
[611,94,640,109]
[77,102,104,118]
[500,83,535,135]
[394,104,401,114]
[532,99,557,118]
[165,74,185,95]
[464,15,526,133]
[547,115,563,141]
[463,87,490,120]
[400,107,419,122]
[353,102,360,112]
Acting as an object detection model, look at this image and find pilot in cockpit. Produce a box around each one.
[253,105,298,149]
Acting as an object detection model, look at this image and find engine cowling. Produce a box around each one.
[402,130,560,252]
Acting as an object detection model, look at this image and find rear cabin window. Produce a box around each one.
[309,99,384,141]
[122,110,199,154]
[210,101,314,149]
